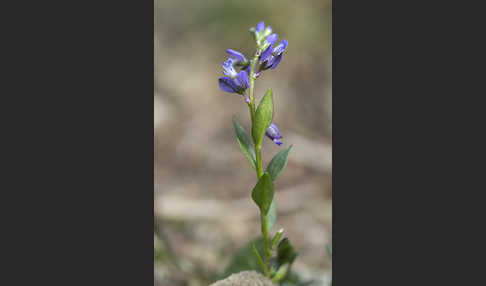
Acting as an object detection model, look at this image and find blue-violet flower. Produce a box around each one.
[265,122,283,146]
[264,33,279,47]
[253,21,273,45]
[260,39,288,70]
[219,70,249,95]
[222,58,238,78]
[226,49,247,66]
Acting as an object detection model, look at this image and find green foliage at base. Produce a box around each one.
[219,237,265,280]
[220,237,311,286]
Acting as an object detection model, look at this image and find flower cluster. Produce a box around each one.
[254,22,288,76]
[218,21,288,146]
[218,50,250,99]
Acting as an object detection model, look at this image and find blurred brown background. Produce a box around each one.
[154,0,332,285]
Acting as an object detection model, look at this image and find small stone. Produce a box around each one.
[209,271,276,286]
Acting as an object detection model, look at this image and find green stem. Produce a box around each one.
[247,49,271,278]
[248,51,260,106]
[255,145,263,178]
[261,211,270,270]
[248,51,264,179]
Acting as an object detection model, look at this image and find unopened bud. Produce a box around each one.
[271,228,284,247]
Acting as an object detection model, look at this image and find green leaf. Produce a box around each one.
[267,200,277,231]
[251,173,274,215]
[251,241,268,276]
[277,238,298,267]
[272,263,290,283]
[219,237,265,279]
[252,89,274,146]
[232,115,256,169]
[267,145,293,181]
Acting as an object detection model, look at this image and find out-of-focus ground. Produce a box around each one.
[154,1,332,285]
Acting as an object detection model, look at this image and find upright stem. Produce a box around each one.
[248,49,270,278]
[248,51,264,178]
[247,50,271,277]
[248,51,260,108]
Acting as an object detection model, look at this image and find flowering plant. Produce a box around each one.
[218,21,297,284]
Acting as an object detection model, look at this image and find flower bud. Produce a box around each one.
[265,123,283,146]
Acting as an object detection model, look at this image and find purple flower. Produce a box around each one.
[264,33,279,46]
[273,40,288,55]
[256,21,265,33]
[253,21,273,44]
[222,58,237,78]
[219,48,250,97]
[260,45,273,63]
[267,54,283,70]
[234,70,250,89]
[218,70,249,95]
[260,39,288,70]
[255,21,272,35]
[265,122,283,146]
[226,49,247,64]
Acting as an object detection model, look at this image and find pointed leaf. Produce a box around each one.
[252,89,274,146]
[267,145,293,181]
[232,115,256,169]
[272,263,290,283]
[251,172,274,215]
